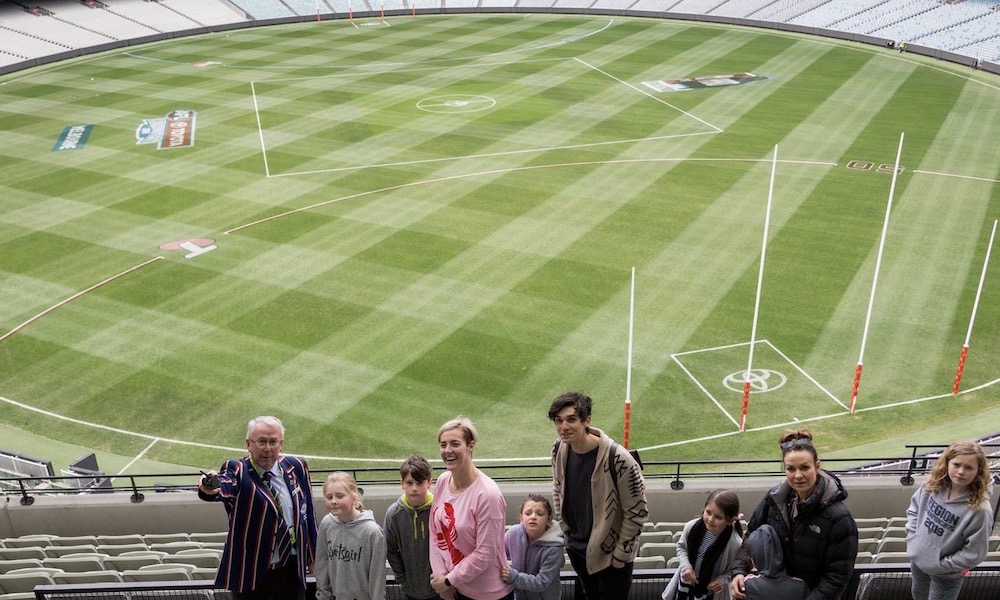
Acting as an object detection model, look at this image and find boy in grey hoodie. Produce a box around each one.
[743,524,809,600]
[383,456,439,600]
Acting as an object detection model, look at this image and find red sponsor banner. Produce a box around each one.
[158,109,197,149]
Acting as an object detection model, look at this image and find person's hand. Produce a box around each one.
[430,573,450,594]
[730,574,746,599]
[707,578,722,593]
[500,562,511,581]
[681,567,697,584]
[198,471,220,495]
[611,557,625,569]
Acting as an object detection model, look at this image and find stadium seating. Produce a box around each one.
[0,559,44,575]
[0,535,52,548]
[632,555,666,569]
[97,534,146,546]
[98,543,150,556]
[0,547,46,562]
[45,544,101,558]
[104,554,165,571]
[163,552,221,569]
[0,571,55,593]
[50,535,99,547]
[638,542,677,562]
[53,570,125,584]
[122,566,193,581]
[43,555,107,573]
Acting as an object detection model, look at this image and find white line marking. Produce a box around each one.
[115,439,158,477]
[672,339,758,356]
[0,256,165,344]
[763,340,846,409]
[268,132,719,177]
[3,377,997,463]
[913,170,1000,184]
[230,157,835,232]
[573,57,723,133]
[673,338,847,426]
[250,80,271,179]
[671,353,741,428]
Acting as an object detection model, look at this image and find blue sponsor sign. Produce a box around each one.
[53,124,94,151]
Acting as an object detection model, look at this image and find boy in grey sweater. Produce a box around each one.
[384,456,440,600]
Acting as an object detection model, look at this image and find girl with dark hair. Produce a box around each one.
[501,493,565,600]
[662,489,744,600]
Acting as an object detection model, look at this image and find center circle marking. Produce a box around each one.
[723,369,787,393]
[417,94,496,113]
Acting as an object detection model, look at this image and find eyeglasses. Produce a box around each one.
[780,438,813,452]
[251,438,282,448]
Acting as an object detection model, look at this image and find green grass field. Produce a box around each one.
[1,14,998,474]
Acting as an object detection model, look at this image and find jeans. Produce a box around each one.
[910,564,965,600]
[567,547,634,600]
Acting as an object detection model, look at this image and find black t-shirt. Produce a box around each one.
[564,446,597,553]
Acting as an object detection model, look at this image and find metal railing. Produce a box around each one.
[2,453,992,506]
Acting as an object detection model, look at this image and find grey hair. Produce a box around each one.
[247,415,285,440]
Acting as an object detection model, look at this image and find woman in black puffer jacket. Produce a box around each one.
[729,429,859,600]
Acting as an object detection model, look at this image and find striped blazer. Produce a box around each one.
[199,455,318,592]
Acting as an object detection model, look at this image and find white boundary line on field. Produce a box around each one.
[913,170,1000,184]
[3,379,999,463]
[225,157,836,233]
[0,256,165,344]
[115,438,158,477]
[266,131,718,177]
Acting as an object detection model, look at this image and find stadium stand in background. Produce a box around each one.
[0,0,998,74]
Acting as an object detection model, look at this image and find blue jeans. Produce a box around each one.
[910,564,964,600]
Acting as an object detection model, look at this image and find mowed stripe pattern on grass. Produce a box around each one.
[0,15,997,466]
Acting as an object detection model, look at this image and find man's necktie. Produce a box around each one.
[262,471,294,566]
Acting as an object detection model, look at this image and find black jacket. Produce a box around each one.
[734,470,858,600]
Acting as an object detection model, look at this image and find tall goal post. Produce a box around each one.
[623,266,636,449]
[953,218,998,394]
[740,145,779,432]
[850,132,905,413]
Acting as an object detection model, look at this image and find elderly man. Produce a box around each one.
[199,416,317,600]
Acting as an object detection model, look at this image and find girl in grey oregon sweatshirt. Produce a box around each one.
[905,441,993,600]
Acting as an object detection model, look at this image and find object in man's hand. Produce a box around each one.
[201,471,220,490]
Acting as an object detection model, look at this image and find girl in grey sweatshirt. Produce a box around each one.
[905,441,993,600]
[316,472,387,600]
